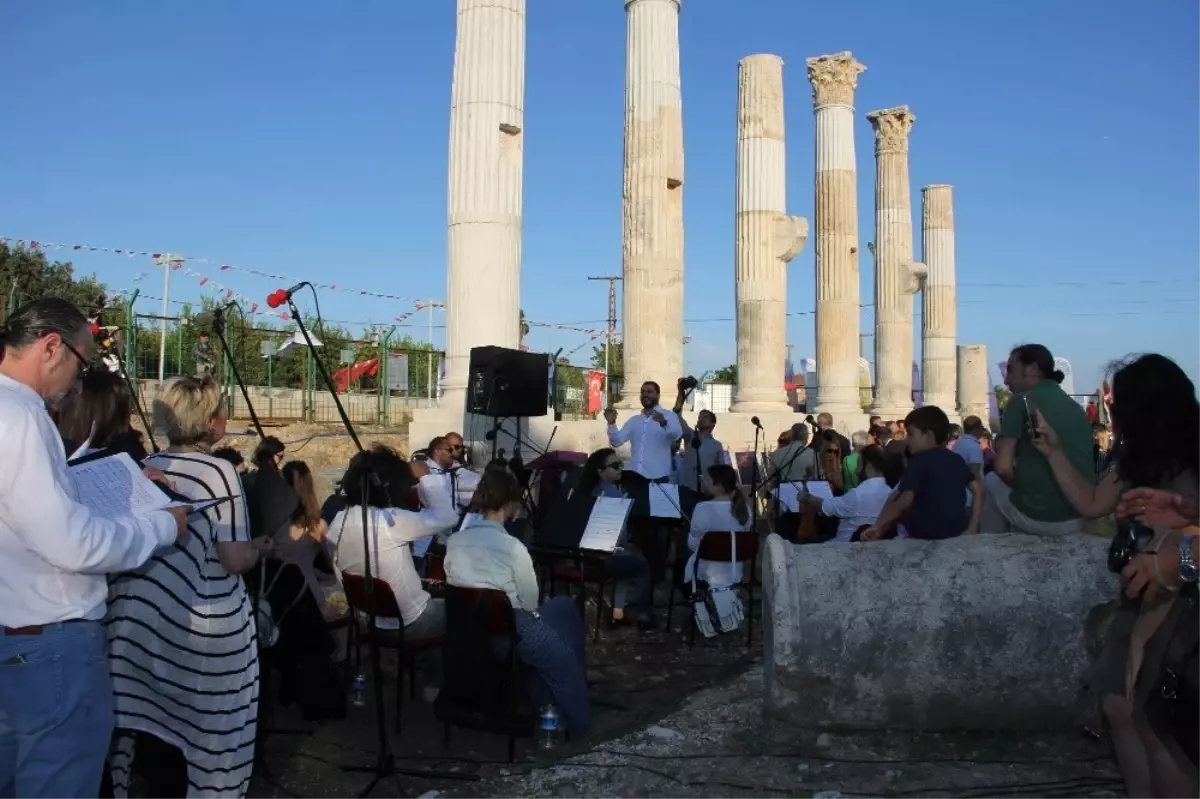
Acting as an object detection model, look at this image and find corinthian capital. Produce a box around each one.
[806,51,865,108]
[902,261,927,294]
[775,214,809,263]
[867,106,916,153]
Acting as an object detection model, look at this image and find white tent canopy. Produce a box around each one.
[276,330,322,357]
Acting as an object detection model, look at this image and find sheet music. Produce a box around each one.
[578,497,632,552]
[649,482,681,519]
[69,452,226,519]
[69,452,170,519]
[806,480,834,501]
[775,482,801,513]
[411,535,434,558]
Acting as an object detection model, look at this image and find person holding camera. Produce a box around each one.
[672,377,728,493]
[1030,353,1198,797]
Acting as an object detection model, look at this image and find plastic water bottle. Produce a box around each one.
[352,671,367,707]
[539,705,560,750]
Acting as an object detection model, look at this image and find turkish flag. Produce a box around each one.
[586,370,605,414]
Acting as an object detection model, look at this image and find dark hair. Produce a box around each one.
[472,467,522,513]
[427,436,448,454]
[641,381,661,395]
[697,409,717,425]
[211,447,245,467]
[961,415,985,434]
[776,430,791,447]
[904,405,952,445]
[858,444,888,480]
[579,447,617,496]
[1010,344,1065,384]
[0,297,89,359]
[706,463,748,526]
[817,428,842,453]
[870,425,892,444]
[253,436,286,470]
[282,460,322,532]
[343,444,415,508]
[947,424,962,441]
[1108,354,1199,489]
[55,368,133,449]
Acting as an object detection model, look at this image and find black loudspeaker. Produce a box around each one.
[467,346,549,418]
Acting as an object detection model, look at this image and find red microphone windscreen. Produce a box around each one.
[266,290,285,309]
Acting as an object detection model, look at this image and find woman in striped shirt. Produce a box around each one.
[106,376,267,798]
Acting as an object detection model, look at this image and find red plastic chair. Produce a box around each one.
[341,572,443,732]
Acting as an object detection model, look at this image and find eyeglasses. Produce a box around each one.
[60,339,92,380]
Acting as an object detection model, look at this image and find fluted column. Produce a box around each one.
[867,106,925,418]
[957,344,990,422]
[618,0,685,408]
[731,54,807,413]
[807,51,865,416]
[441,0,525,410]
[922,184,957,410]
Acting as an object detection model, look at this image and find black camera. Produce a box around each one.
[1108,517,1156,574]
[678,375,698,392]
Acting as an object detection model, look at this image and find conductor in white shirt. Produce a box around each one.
[0,298,188,799]
[604,381,682,584]
[603,381,682,486]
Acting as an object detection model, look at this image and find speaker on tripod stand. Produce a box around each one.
[467,346,549,418]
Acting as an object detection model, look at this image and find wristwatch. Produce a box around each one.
[1180,535,1198,584]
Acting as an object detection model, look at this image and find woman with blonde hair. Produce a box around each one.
[106,376,266,797]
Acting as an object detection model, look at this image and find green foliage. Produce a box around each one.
[993,385,1011,411]
[0,243,108,321]
[590,340,623,380]
[711,363,737,383]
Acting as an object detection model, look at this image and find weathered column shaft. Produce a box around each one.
[732,54,807,413]
[957,344,990,422]
[922,185,957,411]
[807,52,865,415]
[868,106,923,418]
[619,0,685,407]
[442,0,525,408]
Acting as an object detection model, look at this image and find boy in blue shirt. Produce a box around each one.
[862,406,982,540]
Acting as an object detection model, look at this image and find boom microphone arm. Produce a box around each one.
[212,302,265,439]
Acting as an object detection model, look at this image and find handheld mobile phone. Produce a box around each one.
[1023,395,1039,435]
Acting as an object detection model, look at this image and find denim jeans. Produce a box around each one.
[0,621,114,798]
[607,552,653,618]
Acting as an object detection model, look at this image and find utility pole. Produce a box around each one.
[153,253,182,384]
[587,275,621,404]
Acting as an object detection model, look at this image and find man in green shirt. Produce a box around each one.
[983,344,1094,535]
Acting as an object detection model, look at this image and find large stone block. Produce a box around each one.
[762,533,1117,730]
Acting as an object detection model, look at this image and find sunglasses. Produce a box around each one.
[603,461,623,470]
[61,339,92,380]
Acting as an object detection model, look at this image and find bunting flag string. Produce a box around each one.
[3,235,609,339]
[0,235,415,302]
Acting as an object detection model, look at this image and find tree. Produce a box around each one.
[712,363,737,383]
[0,242,108,321]
[519,309,530,349]
[993,385,1011,412]
[590,340,623,379]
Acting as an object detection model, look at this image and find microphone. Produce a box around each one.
[266,282,307,309]
[750,416,763,429]
[690,435,702,450]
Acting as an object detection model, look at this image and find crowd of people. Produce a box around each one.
[0,296,1195,798]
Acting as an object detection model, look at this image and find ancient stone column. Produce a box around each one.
[618,0,685,408]
[921,185,957,411]
[731,54,808,413]
[441,0,525,410]
[867,106,925,419]
[957,344,990,422]
[807,52,866,418]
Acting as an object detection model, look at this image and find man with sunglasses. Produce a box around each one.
[0,298,189,798]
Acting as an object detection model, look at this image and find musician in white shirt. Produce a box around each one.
[801,445,893,542]
[0,298,188,798]
[604,381,682,484]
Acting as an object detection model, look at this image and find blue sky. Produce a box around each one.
[3,0,1197,393]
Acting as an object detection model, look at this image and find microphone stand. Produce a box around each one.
[283,289,470,796]
[109,333,160,454]
[212,304,265,438]
[749,423,762,531]
[690,434,703,495]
